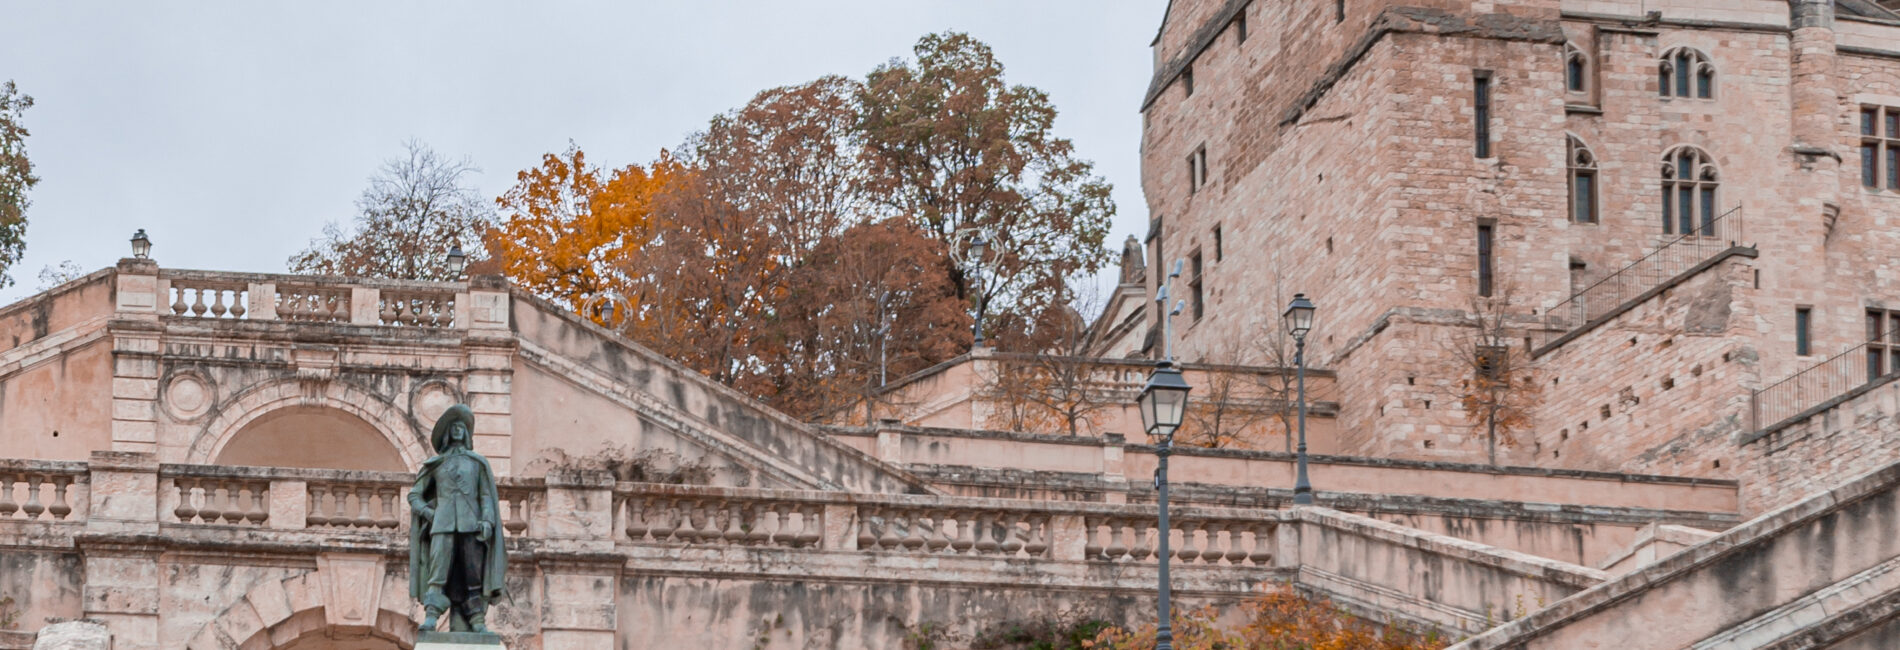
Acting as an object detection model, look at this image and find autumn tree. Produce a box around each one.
[290,141,494,280]
[487,144,678,310]
[772,220,969,416]
[0,81,37,288]
[1447,290,1542,465]
[859,32,1115,350]
[979,291,1117,436]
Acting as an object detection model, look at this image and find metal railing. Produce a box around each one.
[1751,328,1900,433]
[1548,205,1747,330]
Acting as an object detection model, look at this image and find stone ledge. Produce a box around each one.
[1298,507,1609,589]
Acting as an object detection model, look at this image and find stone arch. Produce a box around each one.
[189,378,431,471]
[187,566,417,650]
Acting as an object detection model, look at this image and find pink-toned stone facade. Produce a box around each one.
[1140,0,1900,490]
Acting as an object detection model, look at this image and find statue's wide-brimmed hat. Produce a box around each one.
[431,404,475,453]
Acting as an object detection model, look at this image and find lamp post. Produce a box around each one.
[1283,293,1317,505]
[446,244,467,279]
[130,229,152,259]
[1138,359,1191,650]
[967,232,989,348]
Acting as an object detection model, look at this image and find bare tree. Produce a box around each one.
[1179,343,1280,449]
[290,140,494,280]
[977,286,1119,436]
[1445,289,1542,465]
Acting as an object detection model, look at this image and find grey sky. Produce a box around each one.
[0,1,1163,306]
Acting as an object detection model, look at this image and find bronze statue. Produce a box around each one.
[408,404,508,633]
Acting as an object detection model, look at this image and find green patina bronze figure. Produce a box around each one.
[408,404,508,634]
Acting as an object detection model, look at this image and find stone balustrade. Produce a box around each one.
[0,460,87,522]
[151,269,481,330]
[164,466,271,526]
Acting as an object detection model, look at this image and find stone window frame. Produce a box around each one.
[1658,46,1716,100]
[1860,105,1900,192]
[1564,42,1592,97]
[1186,144,1208,194]
[1795,305,1813,357]
[1866,308,1900,382]
[1567,135,1599,224]
[1660,145,1720,237]
[1476,219,1496,298]
[1188,248,1206,321]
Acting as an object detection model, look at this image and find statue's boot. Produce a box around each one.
[465,595,491,634]
[421,592,450,631]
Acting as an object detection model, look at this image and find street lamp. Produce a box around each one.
[446,244,467,278]
[130,229,152,259]
[967,232,990,348]
[1283,293,1317,505]
[1138,359,1191,650]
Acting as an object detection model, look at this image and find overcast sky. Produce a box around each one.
[0,1,1164,305]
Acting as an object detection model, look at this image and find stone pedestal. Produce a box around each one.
[417,630,505,649]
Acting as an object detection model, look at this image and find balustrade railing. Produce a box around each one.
[857,505,1053,557]
[0,462,86,522]
[1751,328,1900,434]
[167,471,271,526]
[380,289,457,327]
[276,284,352,323]
[1084,513,1276,566]
[1547,205,1748,332]
[307,477,408,530]
[168,279,249,320]
[619,492,823,548]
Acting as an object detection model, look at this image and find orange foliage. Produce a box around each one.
[1087,587,1448,650]
[486,145,682,310]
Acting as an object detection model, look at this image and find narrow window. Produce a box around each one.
[1869,310,1887,382]
[1568,136,1598,223]
[1186,153,1197,194]
[1564,43,1589,95]
[1234,14,1247,43]
[1864,106,1900,191]
[1696,66,1713,99]
[1212,225,1223,261]
[1197,146,1208,188]
[1474,71,1493,158]
[1795,307,1812,356]
[1183,67,1195,97]
[1189,251,1205,321]
[1658,63,1671,97]
[1477,222,1495,297]
[1675,52,1691,97]
[1336,0,1345,23]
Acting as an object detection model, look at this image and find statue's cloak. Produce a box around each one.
[407,449,508,602]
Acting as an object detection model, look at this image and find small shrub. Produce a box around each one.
[1086,586,1447,650]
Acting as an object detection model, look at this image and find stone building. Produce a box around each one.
[1132,0,1900,493]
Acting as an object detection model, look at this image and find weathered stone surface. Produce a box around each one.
[32,621,109,650]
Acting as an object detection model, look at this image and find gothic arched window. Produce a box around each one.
[1661,146,1719,236]
[1658,47,1715,99]
[1564,42,1590,95]
[1568,136,1598,223]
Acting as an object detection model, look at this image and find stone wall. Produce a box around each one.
[1449,459,1900,649]
[1737,375,1900,515]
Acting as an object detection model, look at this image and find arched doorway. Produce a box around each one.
[215,406,408,471]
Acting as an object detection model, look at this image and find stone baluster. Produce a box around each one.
[680,500,707,544]
[0,474,14,519]
[504,491,530,536]
[795,505,822,548]
[876,508,903,550]
[376,487,400,528]
[621,496,648,542]
[1175,520,1202,563]
[196,482,223,524]
[1222,523,1249,565]
[744,503,772,545]
[228,288,247,318]
[766,503,792,546]
[1083,517,1104,560]
[1250,523,1276,566]
[245,484,269,525]
[856,507,878,550]
[306,485,330,527]
[18,475,44,520]
[718,501,744,544]
[208,288,228,318]
[1023,515,1049,558]
[973,511,999,554]
[1128,522,1153,561]
[172,480,198,523]
[998,513,1024,556]
[48,475,72,520]
[925,511,951,553]
[1104,519,1129,560]
[948,511,975,554]
[901,510,927,551]
[224,481,251,524]
[654,498,683,542]
[190,288,208,316]
[171,288,189,316]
